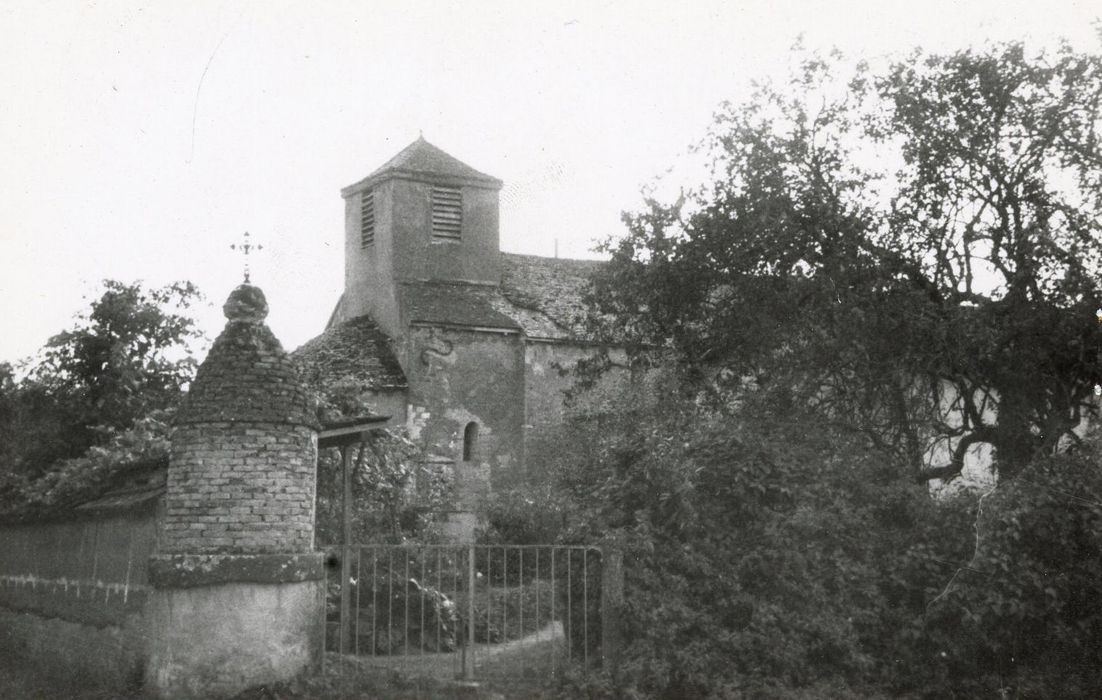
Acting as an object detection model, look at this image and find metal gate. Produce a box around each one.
[322,544,622,682]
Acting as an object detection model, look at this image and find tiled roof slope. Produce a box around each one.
[401,282,521,330]
[343,137,502,193]
[176,285,319,428]
[499,253,604,340]
[293,315,408,392]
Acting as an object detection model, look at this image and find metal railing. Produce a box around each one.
[322,544,621,681]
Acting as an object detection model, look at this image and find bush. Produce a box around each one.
[491,374,982,697]
[920,435,1102,696]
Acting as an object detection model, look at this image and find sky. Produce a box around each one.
[1,0,1099,364]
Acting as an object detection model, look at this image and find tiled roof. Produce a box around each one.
[344,137,502,194]
[0,457,168,522]
[401,282,521,330]
[499,253,604,340]
[293,315,408,392]
[75,465,167,513]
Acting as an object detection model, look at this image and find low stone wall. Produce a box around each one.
[146,577,324,698]
[0,504,158,693]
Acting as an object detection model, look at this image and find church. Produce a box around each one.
[293,137,615,531]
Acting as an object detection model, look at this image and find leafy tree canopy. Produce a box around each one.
[0,280,204,485]
[590,41,1102,482]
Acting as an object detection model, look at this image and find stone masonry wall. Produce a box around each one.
[161,422,317,554]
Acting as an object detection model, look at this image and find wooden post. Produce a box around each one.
[601,549,623,674]
[339,444,354,654]
[319,418,390,659]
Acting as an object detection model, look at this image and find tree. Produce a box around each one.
[0,280,204,482]
[591,41,1102,483]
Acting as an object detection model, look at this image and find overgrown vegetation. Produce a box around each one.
[586,41,1102,484]
[485,372,1102,697]
[312,380,449,544]
[485,39,1102,698]
[0,280,203,514]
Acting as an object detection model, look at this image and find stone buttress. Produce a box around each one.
[145,284,324,699]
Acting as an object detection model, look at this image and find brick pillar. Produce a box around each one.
[145,284,324,699]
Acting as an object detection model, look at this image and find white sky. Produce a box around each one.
[1,0,1098,363]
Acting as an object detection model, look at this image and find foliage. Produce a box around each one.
[0,280,202,512]
[502,383,1102,697]
[480,471,578,545]
[30,280,204,430]
[561,40,1102,690]
[313,380,450,544]
[921,430,1102,697]
[0,280,202,478]
[0,410,173,516]
[456,578,555,643]
[563,44,1102,695]
[589,41,1102,482]
[484,372,979,697]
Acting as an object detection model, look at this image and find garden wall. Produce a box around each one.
[0,490,160,693]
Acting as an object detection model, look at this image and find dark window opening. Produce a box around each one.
[463,422,479,461]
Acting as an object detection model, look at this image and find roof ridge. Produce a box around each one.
[501,251,605,264]
[401,279,499,290]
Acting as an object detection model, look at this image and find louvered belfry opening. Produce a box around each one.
[360,189,375,248]
[431,186,462,239]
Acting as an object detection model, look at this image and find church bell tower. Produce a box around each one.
[338,137,503,338]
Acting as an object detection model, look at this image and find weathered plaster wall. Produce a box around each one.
[343,181,402,336]
[343,177,501,331]
[524,342,592,431]
[146,579,324,699]
[404,326,524,512]
[0,508,158,692]
[389,179,501,286]
[363,389,408,429]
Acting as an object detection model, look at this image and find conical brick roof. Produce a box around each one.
[175,284,319,428]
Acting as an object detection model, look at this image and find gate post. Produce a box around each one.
[464,544,476,680]
[339,444,353,655]
[601,548,624,673]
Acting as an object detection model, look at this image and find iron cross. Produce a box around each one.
[230,231,263,283]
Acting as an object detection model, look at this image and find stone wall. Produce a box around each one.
[162,422,317,554]
[404,325,525,492]
[0,506,158,693]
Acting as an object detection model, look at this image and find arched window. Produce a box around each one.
[463,422,479,462]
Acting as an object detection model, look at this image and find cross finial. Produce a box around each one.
[230,231,263,283]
